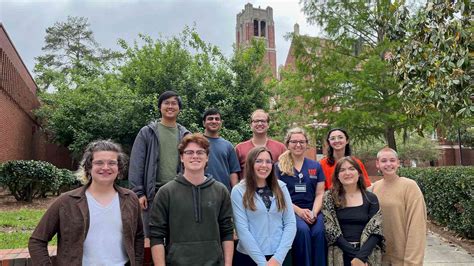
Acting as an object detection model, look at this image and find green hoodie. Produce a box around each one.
[149,173,234,266]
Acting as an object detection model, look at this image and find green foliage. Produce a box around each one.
[36,75,153,158]
[391,1,472,119]
[34,16,120,91]
[36,22,271,154]
[118,28,271,144]
[56,168,81,195]
[355,134,440,164]
[400,166,474,238]
[0,161,77,202]
[277,0,421,150]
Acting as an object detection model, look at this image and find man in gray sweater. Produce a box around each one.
[129,91,190,245]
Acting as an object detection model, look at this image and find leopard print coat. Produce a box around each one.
[322,191,384,266]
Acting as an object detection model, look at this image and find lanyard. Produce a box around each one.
[298,173,303,184]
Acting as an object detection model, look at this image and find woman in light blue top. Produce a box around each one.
[231,146,296,266]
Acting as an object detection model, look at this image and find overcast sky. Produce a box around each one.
[1,0,322,76]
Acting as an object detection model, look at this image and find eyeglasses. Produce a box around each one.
[328,135,345,141]
[255,159,273,165]
[183,150,207,156]
[162,100,179,107]
[252,119,268,124]
[206,116,221,121]
[92,160,118,167]
[289,140,307,145]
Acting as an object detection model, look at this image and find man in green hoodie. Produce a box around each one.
[149,133,234,266]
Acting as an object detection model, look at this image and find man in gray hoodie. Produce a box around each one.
[129,90,190,244]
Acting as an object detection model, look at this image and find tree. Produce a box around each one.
[118,28,271,144]
[34,16,119,91]
[36,21,272,157]
[276,0,422,150]
[36,74,153,159]
[391,0,472,119]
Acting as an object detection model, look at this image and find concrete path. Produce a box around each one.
[424,231,473,265]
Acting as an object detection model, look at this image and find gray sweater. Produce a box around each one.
[128,120,189,201]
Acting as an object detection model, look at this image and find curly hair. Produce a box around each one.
[178,133,210,155]
[77,140,128,185]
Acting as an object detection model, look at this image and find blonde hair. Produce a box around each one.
[278,127,308,176]
[377,147,398,159]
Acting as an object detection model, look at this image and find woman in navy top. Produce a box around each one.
[275,127,326,266]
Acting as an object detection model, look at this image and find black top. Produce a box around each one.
[256,186,273,211]
[335,191,381,262]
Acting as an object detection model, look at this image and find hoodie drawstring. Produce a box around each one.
[192,186,202,223]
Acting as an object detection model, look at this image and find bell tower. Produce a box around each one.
[236,3,277,77]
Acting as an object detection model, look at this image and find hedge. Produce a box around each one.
[399,166,473,239]
[0,160,80,202]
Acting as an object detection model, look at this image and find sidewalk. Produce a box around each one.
[424,231,473,265]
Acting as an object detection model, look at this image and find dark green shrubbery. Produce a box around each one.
[0,160,79,202]
[399,166,474,239]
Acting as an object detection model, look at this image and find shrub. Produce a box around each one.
[56,168,81,195]
[0,160,78,202]
[399,166,474,239]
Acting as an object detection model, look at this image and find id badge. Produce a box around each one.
[295,184,307,193]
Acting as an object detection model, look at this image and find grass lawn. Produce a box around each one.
[0,208,56,249]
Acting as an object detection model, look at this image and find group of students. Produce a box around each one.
[27,90,427,266]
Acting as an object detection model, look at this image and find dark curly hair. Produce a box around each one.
[78,140,128,184]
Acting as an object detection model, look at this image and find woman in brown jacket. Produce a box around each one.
[28,140,144,265]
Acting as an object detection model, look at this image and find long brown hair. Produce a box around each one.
[243,147,286,212]
[326,128,352,166]
[330,156,367,208]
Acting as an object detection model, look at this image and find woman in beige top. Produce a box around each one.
[371,147,427,266]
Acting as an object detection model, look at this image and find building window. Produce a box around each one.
[254,20,259,36]
[260,21,266,37]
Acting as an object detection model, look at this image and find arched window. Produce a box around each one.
[253,20,259,36]
[260,21,266,37]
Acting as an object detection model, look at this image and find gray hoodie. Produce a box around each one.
[128,120,189,201]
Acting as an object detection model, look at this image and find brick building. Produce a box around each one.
[0,23,72,169]
[236,3,277,78]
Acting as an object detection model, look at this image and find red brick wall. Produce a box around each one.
[0,25,73,169]
[0,89,35,161]
[0,46,39,161]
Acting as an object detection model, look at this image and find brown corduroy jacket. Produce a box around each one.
[28,184,144,266]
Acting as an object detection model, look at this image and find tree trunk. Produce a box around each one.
[385,126,397,151]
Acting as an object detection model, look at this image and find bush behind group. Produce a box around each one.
[0,160,80,202]
[400,166,474,239]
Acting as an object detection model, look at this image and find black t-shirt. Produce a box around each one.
[336,192,379,242]
[335,191,380,263]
